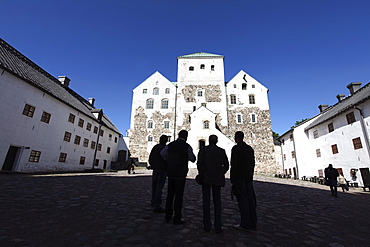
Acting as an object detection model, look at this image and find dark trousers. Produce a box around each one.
[165,178,186,223]
[329,179,338,196]
[235,179,257,230]
[151,169,167,209]
[202,184,222,232]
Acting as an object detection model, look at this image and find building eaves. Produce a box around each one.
[177,52,224,59]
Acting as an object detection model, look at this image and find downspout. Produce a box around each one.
[292,129,299,179]
[224,82,230,137]
[173,84,178,140]
[279,140,285,174]
[92,110,103,169]
[354,106,370,158]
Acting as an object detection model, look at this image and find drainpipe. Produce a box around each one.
[279,140,285,174]
[224,82,230,137]
[173,85,178,140]
[354,106,370,158]
[92,110,103,169]
[292,130,299,179]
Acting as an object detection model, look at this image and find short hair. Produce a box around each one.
[209,135,218,145]
[178,130,188,139]
[235,131,244,141]
[159,135,167,145]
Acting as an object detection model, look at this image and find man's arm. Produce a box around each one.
[222,149,229,174]
[160,145,169,161]
[188,146,196,163]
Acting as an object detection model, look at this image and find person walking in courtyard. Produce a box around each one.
[231,131,257,232]
[325,164,339,197]
[149,135,168,213]
[161,130,196,225]
[197,135,229,233]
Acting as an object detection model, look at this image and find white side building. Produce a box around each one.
[0,38,126,173]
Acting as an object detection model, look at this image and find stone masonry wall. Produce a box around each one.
[182,85,222,103]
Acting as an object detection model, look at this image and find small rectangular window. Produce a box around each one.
[59,153,67,163]
[114,137,118,143]
[352,137,363,150]
[251,114,256,123]
[107,147,111,154]
[100,129,104,137]
[316,149,321,157]
[164,121,170,129]
[22,104,36,118]
[63,131,71,142]
[346,112,356,124]
[78,118,84,128]
[68,113,75,123]
[91,141,96,149]
[109,134,112,141]
[74,135,81,145]
[237,114,242,124]
[291,151,295,158]
[93,126,98,134]
[313,130,318,139]
[242,83,247,90]
[328,123,334,133]
[97,143,102,151]
[41,111,51,123]
[29,150,41,162]
[86,123,92,131]
[83,138,89,147]
[230,95,236,104]
[331,144,338,154]
[95,159,99,166]
[143,89,147,94]
[79,156,85,165]
[211,65,215,71]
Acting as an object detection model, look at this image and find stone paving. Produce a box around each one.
[1,168,370,247]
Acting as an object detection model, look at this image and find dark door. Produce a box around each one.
[360,168,370,186]
[2,146,19,171]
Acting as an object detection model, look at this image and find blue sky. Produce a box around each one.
[2,0,370,136]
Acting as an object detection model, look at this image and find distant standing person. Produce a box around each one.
[161,130,196,225]
[231,131,257,232]
[325,164,339,197]
[197,135,229,233]
[149,135,168,213]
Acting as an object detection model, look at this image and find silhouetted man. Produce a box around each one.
[161,130,196,225]
[197,135,229,233]
[149,135,168,213]
[231,131,257,232]
[325,164,339,197]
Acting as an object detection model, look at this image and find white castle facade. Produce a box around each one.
[128,52,278,174]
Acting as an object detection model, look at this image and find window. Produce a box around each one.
[29,150,41,162]
[200,64,205,69]
[91,141,96,149]
[78,118,84,127]
[189,66,194,71]
[352,137,363,150]
[290,134,293,141]
[146,99,154,109]
[251,114,256,123]
[252,84,255,88]
[249,95,255,104]
[346,112,356,124]
[68,113,75,123]
[148,135,153,142]
[316,149,321,157]
[164,121,170,129]
[147,120,153,129]
[114,137,118,143]
[63,131,71,142]
[143,89,147,94]
[86,123,92,131]
[237,114,242,124]
[97,143,102,151]
[59,153,67,163]
[153,88,159,95]
[83,138,89,147]
[233,84,236,88]
[95,159,99,167]
[331,144,338,154]
[165,88,170,94]
[197,90,203,97]
[242,83,247,90]
[109,134,112,141]
[74,135,81,145]
[22,104,35,117]
[107,147,111,154]
[41,111,51,123]
[79,156,85,165]
[161,99,169,109]
[211,65,214,71]
[203,121,210,129]
[100,129,104,137]
[292,151,295,158]
[283,154,286,161]
[230,95,236,104]
[328,123,334,133]
[313,130,318,139]
[93,126,98,134]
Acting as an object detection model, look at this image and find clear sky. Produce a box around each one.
[2,0,370,136]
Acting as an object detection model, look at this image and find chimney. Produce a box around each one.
[318,104,329,113]
[347,82,362,95]
[58,76,71,87]
[88,98,95,106]
[336,94,346,102]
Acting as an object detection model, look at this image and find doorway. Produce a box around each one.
[2,146,20,171]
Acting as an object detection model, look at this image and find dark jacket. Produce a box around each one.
[166,139,194,179]
[325,167,339,181]
[149,143,167,170]
[230,142,255,184]
[197,144,229,187]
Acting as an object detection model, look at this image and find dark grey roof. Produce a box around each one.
[305,82,370,131]
[0,38,121,134]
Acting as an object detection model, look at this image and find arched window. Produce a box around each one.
[146,99,154,109]
[211,65,215,71]
[189,66,194,71]
[161,99,169,109]
[165,88,170,94]
[203,121,210,129]
[143,89,147,94]
[148,135,153,142]
[251,113,257,123]
[200,64,205,69]
[242,83,247,90]
[230,95,236,104]
[249,95,255,104]
[153,88,159,95]
[147,120,153,129]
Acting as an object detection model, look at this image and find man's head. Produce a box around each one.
[178,130,188,141]
[234,131,244,143]
[159,135,167,145]
[209,135,218,145]
[328,164,333,168]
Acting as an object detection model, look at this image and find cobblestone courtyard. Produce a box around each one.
[1,169,369,247]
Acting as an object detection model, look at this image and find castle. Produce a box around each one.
[128,52,277,174]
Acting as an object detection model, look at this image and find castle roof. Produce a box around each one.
[177,52,224,58]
